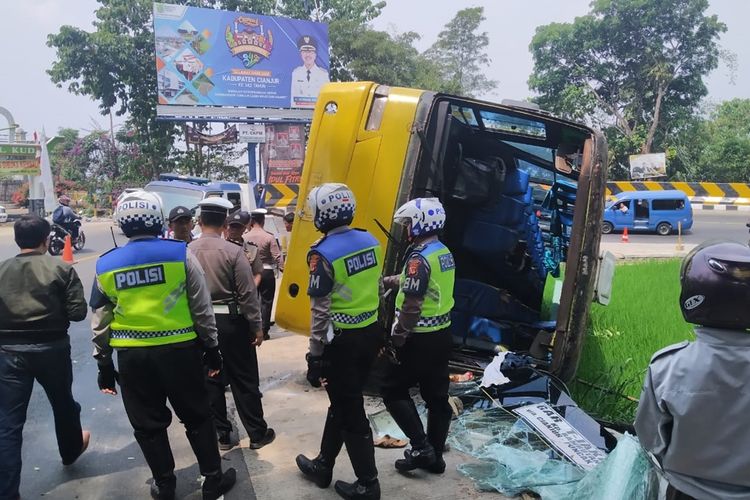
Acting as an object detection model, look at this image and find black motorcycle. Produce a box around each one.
[49,219,86,256]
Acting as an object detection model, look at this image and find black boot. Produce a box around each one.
[385,399,436,472]
[134,431,176,499]
[333,430,380,500]
[424,408,452,474]
[202,468,236,500]
[296,454,334,488]
[185,420,236,499]
[149,475,176,500]
[297,408,343,488]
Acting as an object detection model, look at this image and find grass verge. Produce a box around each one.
[570,259,694,423]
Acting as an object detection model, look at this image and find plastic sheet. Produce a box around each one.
[368,406,426,442]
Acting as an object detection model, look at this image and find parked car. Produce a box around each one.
[602,190,692,236]
[0,205,8,223]
[144,174,256,233]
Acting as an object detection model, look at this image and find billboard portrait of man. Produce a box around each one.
[290,35,329,108]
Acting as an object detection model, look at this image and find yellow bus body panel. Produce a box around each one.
[276,82,424,334]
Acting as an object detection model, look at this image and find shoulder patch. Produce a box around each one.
[438,253,455,272]
[650,340,690,363]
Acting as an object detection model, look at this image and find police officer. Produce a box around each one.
[382,198,455,475]
[189,198,275,451]
[91,191,235,500]
[295,183,382,500]
[244,208,283,340]
[225,210,263,288]
[635,241,750,500]
[167,205,194,243]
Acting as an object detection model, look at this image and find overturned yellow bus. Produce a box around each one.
[276,82,609,381]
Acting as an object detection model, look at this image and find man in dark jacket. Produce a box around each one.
[0,215,89,500]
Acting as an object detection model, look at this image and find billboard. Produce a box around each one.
[262,124,305,184]
[629,152,666,179]
[154,3,329,109]
[0,144,41,178]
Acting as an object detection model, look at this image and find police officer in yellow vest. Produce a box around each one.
[382,198,455,475]
[295,183,383,500]
[90,191,236,500]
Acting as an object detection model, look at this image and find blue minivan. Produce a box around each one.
[602,190,693,236]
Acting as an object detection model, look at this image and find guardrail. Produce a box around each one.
[607,181,750,206]
[261,181,750,209]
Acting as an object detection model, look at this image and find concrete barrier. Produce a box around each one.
[607,181,750,206]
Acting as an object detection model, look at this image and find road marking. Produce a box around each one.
[74,253,103,264]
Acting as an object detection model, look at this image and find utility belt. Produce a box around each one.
[212,301,241,319]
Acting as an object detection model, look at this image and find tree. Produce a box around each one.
[689,99,750,182]
[277,0,386,81]
[425,7,497,97]
[529,0,726,175]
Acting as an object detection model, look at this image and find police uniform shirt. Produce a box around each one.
[228,237,264,278]
[90,237,218,364]
[244,226,283,270]
[291,64,329,108]
[188,233,263,333]
[306,226,342,356]
[383,236,439,344]
[634,327,750,499]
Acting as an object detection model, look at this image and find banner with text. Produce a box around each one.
[154,3,329,110]
[0,144,41,178]
[263,124,304,184]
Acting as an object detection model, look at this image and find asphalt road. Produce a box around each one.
[0,221,253,500]
[600,209,750,245]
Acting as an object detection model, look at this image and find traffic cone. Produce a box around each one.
[62,235,75,264]
[621,227,629,243]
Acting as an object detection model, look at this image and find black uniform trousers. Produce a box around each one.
[117,341,221,479]
[258,269,276,335]
[318,323,381,463]
[381,328,453,450]
[206,314,268,442]
[0,343,83,500]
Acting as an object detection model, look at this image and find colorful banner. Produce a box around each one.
[0,143,41,178]
[0,159,41,177]
[263,124,305,184]
[154,3,329,109]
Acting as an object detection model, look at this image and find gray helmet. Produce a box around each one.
[680,240,750,330]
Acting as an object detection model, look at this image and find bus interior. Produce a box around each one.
[398,98,593,364]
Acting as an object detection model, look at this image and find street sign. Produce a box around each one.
[0,144,38,156]
[238,123,266,143]
[0,143,41,177]
[0,159,41,177]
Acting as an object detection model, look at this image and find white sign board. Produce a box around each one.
[514,402,607,471]
[629,152,666,179]
[237,123,266,143]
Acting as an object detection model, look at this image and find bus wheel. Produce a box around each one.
[601,222,614,235]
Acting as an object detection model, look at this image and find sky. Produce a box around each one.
[0,0,748,138]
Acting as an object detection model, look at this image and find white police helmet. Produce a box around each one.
[393,197,446,238]
[116,191,164,238]
[306,183,356,232]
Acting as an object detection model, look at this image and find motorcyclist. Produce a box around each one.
[52,195,81,241]
[635,240,750,500]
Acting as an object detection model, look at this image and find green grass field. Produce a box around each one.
[555,259,695,423]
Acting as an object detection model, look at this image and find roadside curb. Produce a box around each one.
[693,204,750,211]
